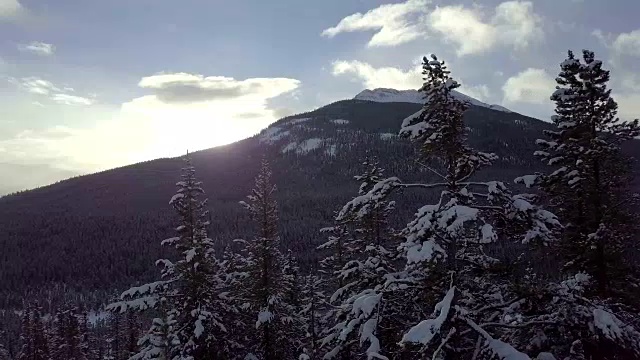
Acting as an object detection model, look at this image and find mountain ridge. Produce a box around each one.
[354,87,513,113]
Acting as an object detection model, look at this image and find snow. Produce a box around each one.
[289,117,311,125]
[354,88,512,113]
[481,223,497,243]
[87,310,109,325]
[379,133,396,140]
[259,127,290,143]
[194,318,205,338]
[281,139,324,154]
[486,339,531,360]
[514,174,538,188]
[297,138,323,154]
[536,353,556,360]
[331,119,350,124]
[282,142,298,153]
[593,308,625,341]
[325,144,337,156]
[169,193,184,205]
[405,239,445,264]
[401,286,455,345]
[256,310,274,328]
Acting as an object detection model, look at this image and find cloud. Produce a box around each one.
[458,84,491,101]
[9,76,94,106]
[611,29,640,58]
[429,1,543,56]
[50,94,94,106]
[138,72,300,104]
[331,60,422,90]
[322,0,543,55]
[0,0,23,20]
[321,0,430,47]
[614,92,640,121]
[18,41,55,56]
[10,77,60,95]
[502,68,555,104]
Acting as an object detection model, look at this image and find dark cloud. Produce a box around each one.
[153,82,264,104]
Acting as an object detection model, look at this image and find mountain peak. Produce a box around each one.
[354,88,512,113]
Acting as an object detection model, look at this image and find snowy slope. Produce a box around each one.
[354,88,512,113]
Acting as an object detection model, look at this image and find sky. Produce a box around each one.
[1,0,639,195]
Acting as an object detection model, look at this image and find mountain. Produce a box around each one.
[0,90,638,307]
[354,88,513,113]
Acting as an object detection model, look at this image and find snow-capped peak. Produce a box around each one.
[354,88,512,113]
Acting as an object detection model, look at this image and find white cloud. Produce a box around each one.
[322,0,543,55]
[492,1,543,49]
[9,76,94,106]
[331,60,422,90]
[458,84,491,101]
[18,41,55,56]
[0,0,23,20]
[10,76,60,95]
[51,94,94,106]
[428,5,495,56]
[502,68,555,104]
[614,91,640,121]
[611,29,640,58]
[321,0,430,47]
[429,1,542,56]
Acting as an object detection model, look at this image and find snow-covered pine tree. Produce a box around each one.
[17,305,33,360]
[320,159,404,359]
[236,159,299,360]
[328,55,560,359]
[298,269,326,360]
[18,303,50,360]
[510,49,640,359]
[535,49,640,301]
[130,306,180,360]
[107,156,236,359]
[104,312,123,360]
[51,306,88,360]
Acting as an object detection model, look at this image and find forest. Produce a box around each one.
[2,49,640,360]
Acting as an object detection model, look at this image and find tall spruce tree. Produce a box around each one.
[320,159,403,359]
[108,156,236,359]
[298,270,326,360]
[236,159,301,360]
[536,49,640,301]
[50,306,88,360]
[321,54,560,359]
[513,49,640,359]
[18,303,50,360]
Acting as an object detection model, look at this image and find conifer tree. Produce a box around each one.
[321,159,403,359]
[322,54,560,359]
[236,159,300,360]
[514,49,640,360]
[298,270,325,360]
[51,306,88,360]
[536,49,640,301]
[18,303,50,360]
[130,307,180,360]
[108,156,236,359]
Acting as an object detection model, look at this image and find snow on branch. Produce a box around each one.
[337,177,400,221]
[463,315,532,360]
[401,286,455,346]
